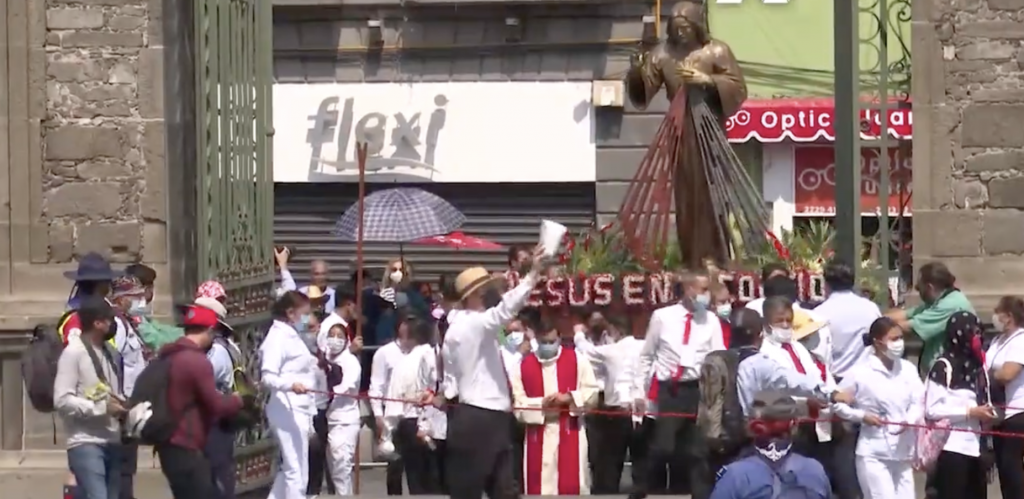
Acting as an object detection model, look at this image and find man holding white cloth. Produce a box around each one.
[444,245,544,499]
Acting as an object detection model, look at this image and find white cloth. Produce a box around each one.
[924,381,982,457]
[326,350,363,426]
[510,347,600,495]
[260,320,318,416]
[814,290,881,378]
[112,316,146,397]
[327,422,361,495]
[834,355,925,461]
[443,273,538,412]
[574,332,644,408]
[855,456,915,499]
[761,336,836,441]
[318,312,348,353]
[441,339,459,400]
[501,348,523,380]
[267,408,314,499]
[384,344,437,427]
[368,341,407,417]
[639,305,726,384]
[985,328,1024,418]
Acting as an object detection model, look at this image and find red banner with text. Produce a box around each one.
[793,146,912,217]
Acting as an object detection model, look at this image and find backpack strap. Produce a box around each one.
[82,340,123,398]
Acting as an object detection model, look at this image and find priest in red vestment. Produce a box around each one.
[511,320,600,495]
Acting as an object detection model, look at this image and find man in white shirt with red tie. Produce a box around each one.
[634,270,726,499]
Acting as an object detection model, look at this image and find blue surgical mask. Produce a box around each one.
[535,341,560,360]
[295,313,312,333]
[506,331,525,351]
[715,304,731,319]
[695,292,711,309]
[129,298,151,317]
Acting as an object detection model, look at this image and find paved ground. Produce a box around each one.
[0,466,1004,498]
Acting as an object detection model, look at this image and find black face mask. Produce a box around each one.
[483,289,503,308]
[103,320,117,341]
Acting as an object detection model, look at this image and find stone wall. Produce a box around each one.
[912,0,1024,313]
[0,0,168,450]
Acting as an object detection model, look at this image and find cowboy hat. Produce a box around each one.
[63,252,123,282]
[306,285,326,301]
[792,308,826,341]
[454,266,501,301]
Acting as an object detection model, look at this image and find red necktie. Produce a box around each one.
[781,343,806,374]
[671,315,694,381]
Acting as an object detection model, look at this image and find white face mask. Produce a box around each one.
[993,314,1006,332]
[326,337,347,355]
[770,326,794,344]
[389,270,404,283]
[506,331,525,351]
[885,339,905,359]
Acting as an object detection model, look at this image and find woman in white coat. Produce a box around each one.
[834,317,924,499]
[260,291,319,499]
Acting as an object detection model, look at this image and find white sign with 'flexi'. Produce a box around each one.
[272,82,597,183]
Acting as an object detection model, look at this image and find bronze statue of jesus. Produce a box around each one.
[625,1,749,268]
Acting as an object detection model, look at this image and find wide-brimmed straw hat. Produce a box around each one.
[792,309,826,341]
[454,266,501,301]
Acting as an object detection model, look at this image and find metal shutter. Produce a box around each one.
[274,182,596,283]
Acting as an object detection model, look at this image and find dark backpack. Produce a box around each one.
[698,347,757,455]
[127,351,182,445]
[21,321,68,413]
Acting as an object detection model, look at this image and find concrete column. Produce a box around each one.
[0,0,169,451]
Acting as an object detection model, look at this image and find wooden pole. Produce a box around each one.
[354,142,367,494]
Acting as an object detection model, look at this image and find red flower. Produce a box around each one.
[766,231,790,261]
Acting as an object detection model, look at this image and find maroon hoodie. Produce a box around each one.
[161,337,243,450]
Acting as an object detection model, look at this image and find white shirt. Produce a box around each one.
[924,379,983,458]
[834,355,925,461]
[761,337,837,440]
[639,304,726,383]
[441,339,459,400]
[385,344,437,421]
[326,349,363,425]
[575,332,645,408]
[443,273,538,412]
[260,320,319,416]
[748,300,834,371]
[113,316,146,397]
[368,341,407,417]
[986,328,1024,418]
[814,291,881,378]
[501,348,523,380]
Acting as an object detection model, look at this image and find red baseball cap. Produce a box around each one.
[177,304,233,333]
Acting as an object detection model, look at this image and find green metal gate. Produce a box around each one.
[194,0,276,492]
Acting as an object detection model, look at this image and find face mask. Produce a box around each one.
[390,270,403,283]
[294,313,312,333]
[694,292,711,309]
[993,314,1006,332]
[754,438,793,462]
[128,298,151,317]
[482,289,503,308]
[885,339,905,359]
[535,342,560,360]
[769,326,794,343]
[326,337,347,355]
[716,304,731,319]
[506,331,525,351]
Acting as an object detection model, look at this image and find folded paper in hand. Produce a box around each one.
[539,220,567,258]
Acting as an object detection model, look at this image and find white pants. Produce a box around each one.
[268,408,314,499]
[327,423,361,495]
[855,456,915,499]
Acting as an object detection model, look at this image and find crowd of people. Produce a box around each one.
[28,244,1024,499]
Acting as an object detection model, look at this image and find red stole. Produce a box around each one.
[520,348,581,495]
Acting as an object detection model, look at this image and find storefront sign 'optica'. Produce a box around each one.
[725,97,913,143]
[793,146,913,217]
[272,82,596,183]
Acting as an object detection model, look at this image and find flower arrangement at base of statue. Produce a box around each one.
[507,220,889,310]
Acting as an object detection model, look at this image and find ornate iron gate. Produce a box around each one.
[194,0,276,492]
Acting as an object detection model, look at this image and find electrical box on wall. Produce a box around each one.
[592,80,624,108]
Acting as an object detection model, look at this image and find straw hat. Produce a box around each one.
[792,308,826,341]
[306,285,325,300]
[454,266,501,301]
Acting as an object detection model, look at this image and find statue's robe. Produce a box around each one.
[512,347,599,495]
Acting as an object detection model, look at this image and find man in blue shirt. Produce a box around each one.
[710,391,831,499]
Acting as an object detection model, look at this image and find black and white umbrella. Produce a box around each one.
[332,188,467,242]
